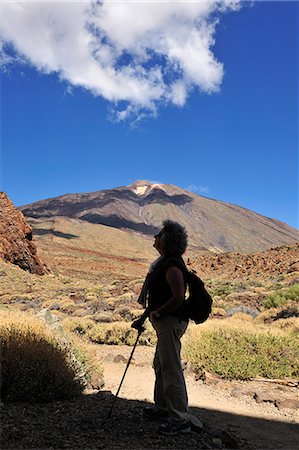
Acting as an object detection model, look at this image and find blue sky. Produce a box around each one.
[1,1,298,228]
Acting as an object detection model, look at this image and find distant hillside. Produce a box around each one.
[27,216,156,282]
[28,216,299,286]
[0,193,47,274]
[20,180,299,253]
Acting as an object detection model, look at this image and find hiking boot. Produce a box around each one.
[159,421,192,436]
[143,406,169,421]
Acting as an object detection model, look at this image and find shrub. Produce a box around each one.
[62,317,95,336]
[92,312,114,323]
[87,321,156,346]
[0,311,87,402]
[263,284,299,309]
[271,318,299,334]
[211,283,233,297]
[256,305,299,324]
[230,312,253,321]
[182,323,299,380]
[113,307,142,321]
[211,307,227,318]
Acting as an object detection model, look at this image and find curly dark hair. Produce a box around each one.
[160,220,188,256]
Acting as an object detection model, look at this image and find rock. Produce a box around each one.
[181,360,187,371]
[252,392,298,410]
[253,391,277,404]
[203,371,222,384]
[194,367,206,381]
[276,398,299,410]
[212,437,223,448]
[220,430,239,448]
[113,354,127,363]
[230,388,244,399]
[89,372,105,391]
[183,361,196,375]
[287,262,299,273]
[100,353,114,362]
[37,308,66,337]
[0,192,47,274]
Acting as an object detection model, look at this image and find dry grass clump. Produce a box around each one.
[92,312,114,323]
[62,317,95,336]
[256,304,299,324]
[0,310,87,402]
[211,307,227,318]
[182,320,299,380]
[229,312,253,321]
[270,318,299,334]
[87,321,156,346]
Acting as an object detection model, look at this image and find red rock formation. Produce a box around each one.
[0,192,47,274]
[189,242,299,281]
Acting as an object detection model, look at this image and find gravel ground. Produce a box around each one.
[1,392,221,449]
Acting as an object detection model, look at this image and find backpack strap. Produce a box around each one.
[164,256,188,282]
[163,257,189,322]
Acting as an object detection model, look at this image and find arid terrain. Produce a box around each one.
[1,191,298,449]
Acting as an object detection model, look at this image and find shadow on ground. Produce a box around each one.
[33,229,78,239]
[1,391,298,449]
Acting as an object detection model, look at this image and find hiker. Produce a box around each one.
[131,220,192,436]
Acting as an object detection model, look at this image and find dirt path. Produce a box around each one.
[2,344,298,449]
[98,344,299,449]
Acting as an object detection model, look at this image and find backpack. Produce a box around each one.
[182,270,213,324]
[164,258,213,324]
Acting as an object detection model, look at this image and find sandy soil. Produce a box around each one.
[98,344,299,450]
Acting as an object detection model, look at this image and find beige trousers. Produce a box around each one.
[151,315,189,424]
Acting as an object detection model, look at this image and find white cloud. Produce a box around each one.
[186,184,210,194]
[0,0,241,120]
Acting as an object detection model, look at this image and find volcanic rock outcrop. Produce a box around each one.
[189,242,299,281]
[0,192,46,274]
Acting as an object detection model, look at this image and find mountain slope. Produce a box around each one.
[27,216,156,281]
[20,180,299,253]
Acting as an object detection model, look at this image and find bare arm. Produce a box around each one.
[154,266,185,318]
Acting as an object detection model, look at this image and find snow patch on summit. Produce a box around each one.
[134,186,148,196]
[132,183,164,196]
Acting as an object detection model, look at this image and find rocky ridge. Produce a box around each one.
[0,192,47,274]
[189,242,299,281]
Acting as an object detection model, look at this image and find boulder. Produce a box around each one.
[89,372,105,390]
[0,193,47,274]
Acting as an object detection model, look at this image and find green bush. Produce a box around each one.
[264,284,299,309]
[182,326,299,380]
[211,282,233,297]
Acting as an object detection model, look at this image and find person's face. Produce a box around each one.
[153,229,165,255]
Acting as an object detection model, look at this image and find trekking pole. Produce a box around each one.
[102,326,144,425]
